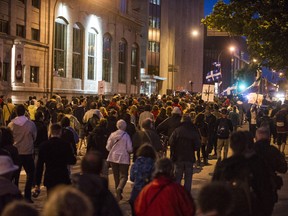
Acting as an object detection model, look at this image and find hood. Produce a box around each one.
[12,116,29,126]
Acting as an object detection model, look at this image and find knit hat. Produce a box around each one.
[0,156,19,175]
[171,107,181,115]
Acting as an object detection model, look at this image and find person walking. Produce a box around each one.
[169,114,200,192]
[214,108,233,161]
[3,98,14,126]
[8,104,37,203]
[35,124,77,195]
[106,119,133,201]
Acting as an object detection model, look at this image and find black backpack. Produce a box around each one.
[217,118,230,138]
[84,114,100,135]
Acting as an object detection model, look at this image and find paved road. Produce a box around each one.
[19,123,288,216]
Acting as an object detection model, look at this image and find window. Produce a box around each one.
[31,28,40,41]
[16,24,25,38]
[148,41,160,52]
[30,66,39,83]
[149,0,160,5]
[118,39,127,84]
[149,16,160,29]
[0,20,9,34]
[54,18,67,77]
[131,44,139,85]
[102,34,112,82]
[88,29,97,80]
[120,0,127,13]
[72,24,82,79]
[32,0,40,8]
[2,62,9,81]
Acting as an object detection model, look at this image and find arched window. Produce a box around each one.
[87,28,98,80]
[118,39,127,84]
[102,34,112,82]
[72,23,83,79]
[131,43,139,85]
[54,17,68,77]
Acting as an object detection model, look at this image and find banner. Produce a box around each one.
[0,39,3,80]
[98,80,105,95]
[15,44,24,82]
[202,84,214,102]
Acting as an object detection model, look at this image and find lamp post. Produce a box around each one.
[189,80,193,92]
[217,45,236,85]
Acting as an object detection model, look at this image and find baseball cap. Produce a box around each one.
[0,156,19,175]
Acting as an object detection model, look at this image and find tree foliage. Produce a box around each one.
[202,0,288,72]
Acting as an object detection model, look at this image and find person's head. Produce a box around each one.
[98,118,108,127]
[60,117,70,128]
[16,104,26,116]
[181,114,192,123]
[43,185,93,216]
[144,104,152,112]
[230,131,250,155]
[0,156,19,180]
[49,124,62,138]
[153,158,174,178]
[220,108,228,117]
[116,119,126,131]
[1,201,39,216]
[255,127,270,141]
[0,127,14,146]
[197,182,233,216]
[63,107,72,115]
[141,118,153,130]
[89,102,97,109]
[171,107,181,116]
[81,151,103,175]
[7,98,12,103]
[136,144,157,160]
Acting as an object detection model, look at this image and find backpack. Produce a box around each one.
[217,118,230,138]
[275,110,287,128]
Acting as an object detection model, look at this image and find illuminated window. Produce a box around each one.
[16,24,25,38]
[88,29,97,80]
[148,41,160,53]
[54,18,67,77]
[30,66,39,83]
[149,16,160,29]
[31,28,39,41]
[72,24,83,79]
[149,0,160,5]
[131,44,139,85]
[102,34,112,82]
[118,39,127,84]
[32,0,40,8]
[0,20,8,34]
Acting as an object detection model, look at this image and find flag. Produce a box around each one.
[205,69,222,83]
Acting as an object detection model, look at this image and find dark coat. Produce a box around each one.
[87,125,110,159]
[73,173,123,216]
[169,121,200,163]
[33,120,48,149]
[36,137,76,189]
[156,114,182,138]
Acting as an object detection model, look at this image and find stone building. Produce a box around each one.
[0,0,143,103]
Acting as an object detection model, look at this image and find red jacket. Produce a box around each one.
[134,176,196,216]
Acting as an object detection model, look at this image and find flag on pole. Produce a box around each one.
[205,69,222,82]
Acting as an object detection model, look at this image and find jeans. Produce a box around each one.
[174,161,194,193]
[217,138,229,160]
[15,154,35,200]
[110,162,129,191]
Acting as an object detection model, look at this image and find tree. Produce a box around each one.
[202,0,288,73]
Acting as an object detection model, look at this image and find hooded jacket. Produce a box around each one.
[8,116,37,155]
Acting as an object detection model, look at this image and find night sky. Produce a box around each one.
[204,0,229,16]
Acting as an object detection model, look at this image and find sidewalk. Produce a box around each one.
[19,123,288,215]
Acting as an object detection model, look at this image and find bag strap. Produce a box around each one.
[143,130,152,144]
[111,132,126,149]
[5,104,11,115]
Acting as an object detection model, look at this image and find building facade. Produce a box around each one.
[0,0,143,103]
[137,0,204,95]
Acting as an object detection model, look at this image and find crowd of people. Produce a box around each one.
[0,92,287,216]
